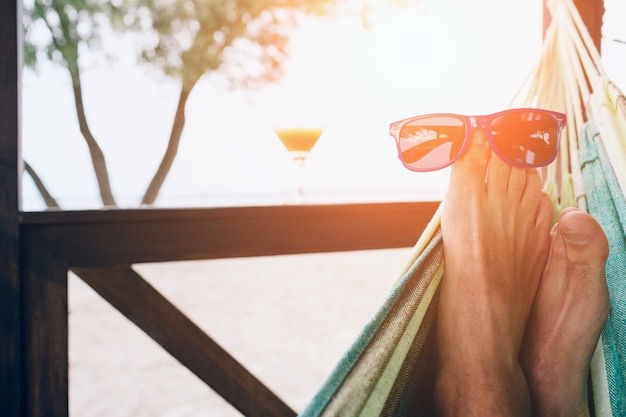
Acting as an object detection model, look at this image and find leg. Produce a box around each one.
[520,208,609,417]
[434,128,553,416]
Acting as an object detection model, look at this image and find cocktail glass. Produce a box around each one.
[274,128,324,201]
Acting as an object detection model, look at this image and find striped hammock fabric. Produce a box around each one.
[299,0,626,415]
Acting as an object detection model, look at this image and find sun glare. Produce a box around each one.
[21,0,545,209]
[242,0,543,202]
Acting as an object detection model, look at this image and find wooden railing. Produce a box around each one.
[13,202,438,417]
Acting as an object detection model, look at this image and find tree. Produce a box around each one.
[125,0,343,204]
[22,0,341,208]
[23,0,420,208]
[24,0,125,206]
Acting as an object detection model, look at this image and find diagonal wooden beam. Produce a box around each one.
[73,266,296,417]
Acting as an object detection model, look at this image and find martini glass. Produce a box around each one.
[274,127,324,201]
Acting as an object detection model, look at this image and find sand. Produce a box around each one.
[68,247,414,416]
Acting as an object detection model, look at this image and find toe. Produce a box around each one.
[556,209,610,324]
[535,192,554,231]
[486,150,513,195]
[449,129,491,190]
[517,168,543,213]
[558,210,609,263]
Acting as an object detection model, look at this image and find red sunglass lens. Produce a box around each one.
[490,111,559,166]
[397,116,466,171]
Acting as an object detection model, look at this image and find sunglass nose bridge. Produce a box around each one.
[469,116,490,130]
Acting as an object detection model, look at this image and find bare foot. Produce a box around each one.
[434,129,554,416]
[520,208,610,417]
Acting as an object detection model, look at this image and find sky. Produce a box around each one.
[21,0,625,211]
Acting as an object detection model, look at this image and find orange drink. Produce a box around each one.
[275,128,324,154]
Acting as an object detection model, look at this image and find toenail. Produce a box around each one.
[561,227,590,244]
[471,129,487,145]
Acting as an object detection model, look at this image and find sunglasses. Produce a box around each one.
[388,108,567,172]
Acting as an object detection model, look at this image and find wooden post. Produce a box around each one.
[20,231,69,417]
[543,0,605,53]
[0,0,22,416]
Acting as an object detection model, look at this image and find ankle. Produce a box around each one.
[434,361,530,417]
[528,372,590,417]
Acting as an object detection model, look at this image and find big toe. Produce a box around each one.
[557,209,609,266]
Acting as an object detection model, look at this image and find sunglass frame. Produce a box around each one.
[388,107,567,172]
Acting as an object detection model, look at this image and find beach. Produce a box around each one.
[69,247,414,416]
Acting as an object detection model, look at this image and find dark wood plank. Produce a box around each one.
[20,230,69,417]
[21,202,440,267]
[544,0,604,52]
[0,0,22,416]
[73,266,296,417]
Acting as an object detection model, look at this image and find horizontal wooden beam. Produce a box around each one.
[20,202,440,268]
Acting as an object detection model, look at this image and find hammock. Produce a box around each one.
[298,0,626,416]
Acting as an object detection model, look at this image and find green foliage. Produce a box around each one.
[23,0,422,88]
[23,0,126,71]
[126,0,341,89]
[23,0,341,88]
